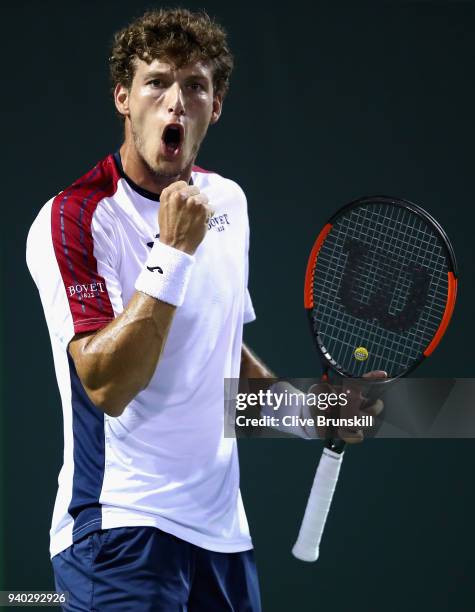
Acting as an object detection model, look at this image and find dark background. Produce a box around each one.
[3,1,475,610]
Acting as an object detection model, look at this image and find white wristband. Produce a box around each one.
[135,241,195,307]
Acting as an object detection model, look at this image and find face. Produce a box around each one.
[115,58,222,177]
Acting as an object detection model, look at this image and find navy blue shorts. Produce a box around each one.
[52,526,261,611]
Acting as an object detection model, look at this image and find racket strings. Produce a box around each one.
[312,203,449,376]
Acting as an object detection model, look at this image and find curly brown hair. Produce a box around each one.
[109,8,234,99]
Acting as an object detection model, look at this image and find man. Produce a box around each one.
[26,8,269,611]
[26,8,380,611]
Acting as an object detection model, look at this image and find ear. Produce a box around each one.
[114,83,130,117]
[210,94,223,125]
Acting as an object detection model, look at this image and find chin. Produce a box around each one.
[143,153,179,178]
[157,154,194,178]
[156,160,184,178]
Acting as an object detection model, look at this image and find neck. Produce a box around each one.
[119,140,193,197]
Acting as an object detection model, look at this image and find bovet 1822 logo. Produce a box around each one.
[67,281,105,299]
[208,213,230,233]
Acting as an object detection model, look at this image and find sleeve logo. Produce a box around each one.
[67,281,105,299]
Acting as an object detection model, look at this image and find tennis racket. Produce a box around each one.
[291,195,457,562]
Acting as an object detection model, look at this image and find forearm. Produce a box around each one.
[239,345,318,438]
[240,343,275,379]
[70,291,176,417]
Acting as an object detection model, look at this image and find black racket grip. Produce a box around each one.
[325,438,346,454]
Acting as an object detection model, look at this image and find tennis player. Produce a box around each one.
[26,8,271,611]
[26,8,381,610]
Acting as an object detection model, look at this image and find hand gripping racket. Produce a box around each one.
[291,195,457,562]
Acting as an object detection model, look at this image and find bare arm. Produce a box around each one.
[69,293,176,417]
[239,344,385,442]
[68,180,212,418]
[240,343,275,379]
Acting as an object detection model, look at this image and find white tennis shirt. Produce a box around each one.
[26,153,256,558]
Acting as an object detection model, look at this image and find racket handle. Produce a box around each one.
[292,447,344,562]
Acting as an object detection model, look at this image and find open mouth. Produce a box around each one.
[162,124,183,155]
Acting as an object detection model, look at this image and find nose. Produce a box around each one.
[166,82,185,116]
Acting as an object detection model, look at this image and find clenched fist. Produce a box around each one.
[159,181,213,255]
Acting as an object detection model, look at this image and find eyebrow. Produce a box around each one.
[143,70,172,79]
[143,70,209,81]
[184,74,209,81]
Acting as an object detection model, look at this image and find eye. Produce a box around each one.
[188,82,205,92]
[148,79,164,88]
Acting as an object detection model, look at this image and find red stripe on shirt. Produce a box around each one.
[51,155,121,337]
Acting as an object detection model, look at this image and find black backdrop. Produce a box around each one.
[3,1,475,610]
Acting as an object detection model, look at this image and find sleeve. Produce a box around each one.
[27,196,122,350]
[244,289,256,324]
